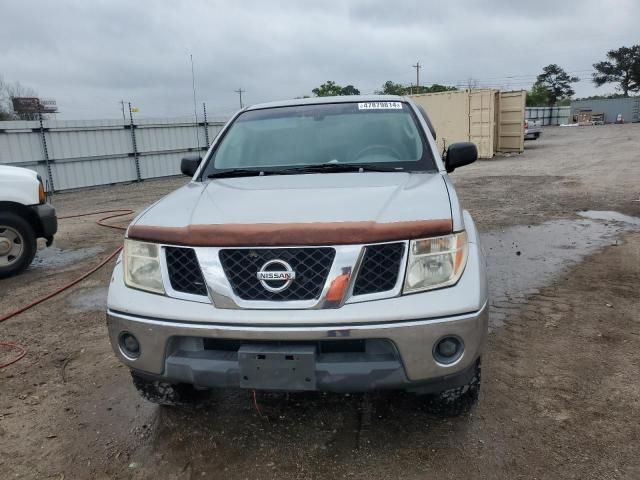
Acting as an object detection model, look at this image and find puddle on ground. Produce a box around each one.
[482,211,640,328]
[67,287,109,313]
[32,246,104,269]
[577,210,640,226]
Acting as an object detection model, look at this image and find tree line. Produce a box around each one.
[0,75,38,120]
[310,44,640,108]
[528,45,640,106]
[307,80,458,98]
[309,80,459,98]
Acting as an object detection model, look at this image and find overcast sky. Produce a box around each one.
[2,0,638,119]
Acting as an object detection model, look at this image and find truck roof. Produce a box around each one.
[246,95,408,111]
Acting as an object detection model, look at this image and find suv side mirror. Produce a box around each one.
[445,142,477,173]
[180,155,202,177]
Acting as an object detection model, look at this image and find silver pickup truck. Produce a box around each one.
[106,96,488,416]
[524,119,542,140]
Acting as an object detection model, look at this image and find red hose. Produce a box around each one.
[0,209,133,368]
[0,342,27,368]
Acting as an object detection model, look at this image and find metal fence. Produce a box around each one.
[0,115,227,191]
[525,106,571,126]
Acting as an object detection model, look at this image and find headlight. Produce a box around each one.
[38,182,46,204]
[403,231,468,294]
[124,239,165,294]
[37,175,46,204]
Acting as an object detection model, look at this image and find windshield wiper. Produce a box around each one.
[208,163,405,178]
[207,169,265,179]
[272,163,405,174]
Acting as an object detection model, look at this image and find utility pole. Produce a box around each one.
[37,103,55,192]
[202,102,210,147]
[128,102,141,182]
[190,54,201,150]
[234,88,245,109]
[412,61,422,89]
[119,100,126,123]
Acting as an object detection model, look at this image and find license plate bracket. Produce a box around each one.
[238,344,316,391]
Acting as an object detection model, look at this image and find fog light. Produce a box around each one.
[438,339,458,357]
[433,336,463,364]
[119,332,140,358]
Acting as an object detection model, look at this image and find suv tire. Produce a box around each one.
[131,371,201,406]
[0,212,37,278]
[425,358,481,417]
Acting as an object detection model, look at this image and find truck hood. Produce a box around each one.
[0,165,38,181]
[0,165,40,205]
[135,172,451,227]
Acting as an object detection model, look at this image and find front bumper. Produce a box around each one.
[30,204,57,243]
[106,302,488,392]
[107,215,488,392]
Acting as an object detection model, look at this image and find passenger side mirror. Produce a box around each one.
[445,142,477,173]
[180,155,202,177]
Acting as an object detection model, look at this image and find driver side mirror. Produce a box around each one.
[445,142,477,173]
[180,155,202,177]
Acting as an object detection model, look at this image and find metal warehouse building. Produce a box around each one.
[570,97,640,124]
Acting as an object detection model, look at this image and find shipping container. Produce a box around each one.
[410,89,525,158]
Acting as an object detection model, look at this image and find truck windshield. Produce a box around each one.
[201,101,436,177]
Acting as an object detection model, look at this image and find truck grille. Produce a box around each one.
[353,243,405,296]
[219,248,336,301]
[165,247,208,296]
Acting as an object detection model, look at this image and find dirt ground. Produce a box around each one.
[1,124,639,479]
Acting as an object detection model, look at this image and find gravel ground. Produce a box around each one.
[0,124,639,479]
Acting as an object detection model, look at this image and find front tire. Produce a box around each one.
[131,371,201,406]
[0,212,37,278]
[424,359,481,417]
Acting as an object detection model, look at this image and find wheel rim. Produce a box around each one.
[0,225,25,267]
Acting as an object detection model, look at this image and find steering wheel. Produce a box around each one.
[352,144,402,162]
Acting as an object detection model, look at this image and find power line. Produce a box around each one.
[422,68,597,88]
[465,69,594,81]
